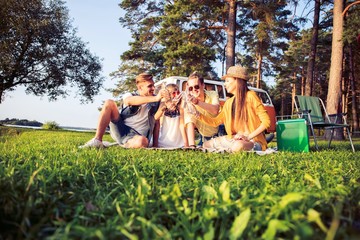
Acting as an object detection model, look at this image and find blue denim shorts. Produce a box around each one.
[109,117,141,145]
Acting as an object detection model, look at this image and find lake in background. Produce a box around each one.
[3,124,96,132]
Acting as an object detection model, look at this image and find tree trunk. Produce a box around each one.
[326,0,344,140]
[291,72,296,115]
[342,55,347,115]
[349,45,359,136]
[280,92,285,116]
[301,66,305,95]
[225,0,236,71]
[256,53,262,89]
[305,0,321,96]
[222,47,226,76]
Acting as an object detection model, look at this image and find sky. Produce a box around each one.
[0,0,132,128]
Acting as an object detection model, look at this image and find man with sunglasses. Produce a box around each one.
[182,72,220,148]
[80,73,169,148]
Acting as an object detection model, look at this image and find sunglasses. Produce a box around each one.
[171,90,180,96]
[188,85,200,91]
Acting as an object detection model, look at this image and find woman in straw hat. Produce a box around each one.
[192,65,271,152]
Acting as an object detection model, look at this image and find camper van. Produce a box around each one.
[155,76,276,134]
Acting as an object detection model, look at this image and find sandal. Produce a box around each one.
[183,145,198,150]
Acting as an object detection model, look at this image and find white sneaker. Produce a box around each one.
[102,141,119,147]
[79,138,104,148]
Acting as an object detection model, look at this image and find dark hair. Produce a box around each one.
[188,71,204,85]
[232,78,249,130]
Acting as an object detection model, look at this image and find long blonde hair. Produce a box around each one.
[232,78,248,130]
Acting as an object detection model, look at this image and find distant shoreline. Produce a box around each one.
[3,124,96,132]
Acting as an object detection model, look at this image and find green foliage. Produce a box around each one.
[343,5,360,46]
[343,4,360,87]
[1,128,360,239]
[0,126,24,138]
[158,0,222,76]
[112,0,227,95]
[0,0,104,103]
[272,26,333,116]
[238,0,299,85]
[42,121,61,130]
[113,1,360,127]
[113,0,300,95]
[0,118,42,127]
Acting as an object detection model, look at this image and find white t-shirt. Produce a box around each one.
[158,115,184,148]
[122,92,151,137]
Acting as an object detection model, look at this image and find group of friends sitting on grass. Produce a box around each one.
[80,65,271,153]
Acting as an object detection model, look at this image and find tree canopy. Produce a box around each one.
[113,0,226,92]
[113,0,360,133]
[113,0,298,94]
[0,0,104,103]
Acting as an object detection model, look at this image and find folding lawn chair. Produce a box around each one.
[294,95,355,152]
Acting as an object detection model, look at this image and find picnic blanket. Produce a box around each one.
[102,141,278,155]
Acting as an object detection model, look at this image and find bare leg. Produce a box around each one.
[186,122,196,146]
[230,140,254,152]
[203,136,227,149]
[124,135,149,148]
[94,100,120,141]
[203,136,254,152]
[203,137,216,148]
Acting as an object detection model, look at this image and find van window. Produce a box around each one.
[256,92,271,105]
[204,83,215,91]
[181,81,187,91]
[216,84,225,99]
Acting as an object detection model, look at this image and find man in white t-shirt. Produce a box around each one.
[80,73,169,148]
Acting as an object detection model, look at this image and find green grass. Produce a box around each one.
[1,126,360,239]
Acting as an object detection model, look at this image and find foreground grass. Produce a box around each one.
[0,127,360,239]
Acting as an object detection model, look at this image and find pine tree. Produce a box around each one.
[238,0,298,88]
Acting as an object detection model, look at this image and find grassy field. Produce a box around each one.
[0,126,360,239]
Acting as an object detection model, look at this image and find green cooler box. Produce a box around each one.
[276,119,309,152]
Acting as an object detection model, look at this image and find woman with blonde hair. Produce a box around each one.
[155,83,185,148]
[192,65,271,152]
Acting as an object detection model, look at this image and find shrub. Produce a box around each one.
[42,121,61,130]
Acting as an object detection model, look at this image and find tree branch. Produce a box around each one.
[188,26,226,39]
[342,1,360,16]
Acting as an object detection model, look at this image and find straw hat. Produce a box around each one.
[221,65,248,81]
